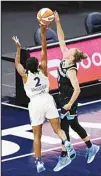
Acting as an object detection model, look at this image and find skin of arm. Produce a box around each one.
[63,69,81,110]
[40,25,48,77]
[12,36,27,83]
[54,11,68,54]
[54,12,80,110]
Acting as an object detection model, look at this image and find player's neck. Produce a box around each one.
[64,59,73,66]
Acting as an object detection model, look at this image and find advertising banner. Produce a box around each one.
[30,37,101,90]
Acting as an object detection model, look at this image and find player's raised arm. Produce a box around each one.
[12,36,27,82]
[40,25,48,77]
[54,11,68,54]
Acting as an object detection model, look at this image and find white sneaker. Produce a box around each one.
[53,156,71,172]
[35,160,46,173]
[85,144,100,164]
[64,141,76,158]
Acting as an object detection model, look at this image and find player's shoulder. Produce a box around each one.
[60,60,77,70]
[67,63,77,71]
[59,60,65,68]
[38,69,48,78]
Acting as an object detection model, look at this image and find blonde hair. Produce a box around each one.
[74,49,88,63]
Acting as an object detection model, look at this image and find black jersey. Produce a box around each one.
[57,60,77,98]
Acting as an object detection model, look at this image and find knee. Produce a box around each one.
[70,123,87,139]
[70,118,79,131]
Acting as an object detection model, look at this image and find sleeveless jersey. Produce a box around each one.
[57,60,77,98]
[24,70,49,99]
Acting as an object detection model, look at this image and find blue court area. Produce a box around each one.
[1,100,101,176]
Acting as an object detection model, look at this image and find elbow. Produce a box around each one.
[15,61,17,67]
[15,60,19,66]
[75,87,81,95]
[78,88,81,95]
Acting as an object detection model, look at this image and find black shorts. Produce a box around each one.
[60,96,78,116]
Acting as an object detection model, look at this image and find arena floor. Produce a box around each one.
[1,2,101,175]
[1,99,101,176]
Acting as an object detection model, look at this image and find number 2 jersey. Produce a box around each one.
[24,70,49,99]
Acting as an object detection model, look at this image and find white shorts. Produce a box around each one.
[28,93,59,126]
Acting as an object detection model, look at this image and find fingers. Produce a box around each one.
[12,36,16,40]
[54,10,58,15]
[12,36,19,41]
[54,10,60,23]
[12,36,20,44]
[40,23,48,27]
[40,24,48,30]
[12,36,16,41]
[12,36,21,48]
[54,10,57,14]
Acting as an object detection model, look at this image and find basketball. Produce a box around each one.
[37,8,54,25]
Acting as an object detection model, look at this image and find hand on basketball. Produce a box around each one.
[12,36,21,48]
[63,103,72,111]
[54,11,60,23]
[39,23,48,31]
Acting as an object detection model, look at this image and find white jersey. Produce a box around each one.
[24,70,49,99]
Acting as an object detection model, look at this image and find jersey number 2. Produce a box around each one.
[34,77,41,87]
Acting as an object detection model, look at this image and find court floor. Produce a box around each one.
[1,99,101,176]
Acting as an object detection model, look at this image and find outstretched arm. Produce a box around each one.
[54,11,68,54]
[12,36,27,82]
[40,25,48,77]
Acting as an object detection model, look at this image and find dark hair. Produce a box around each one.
[74,49,88,63]
[26,57,39,74]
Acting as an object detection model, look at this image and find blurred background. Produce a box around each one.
[1,1,101,102]
[2,2,101,175]
[2,1,101,54]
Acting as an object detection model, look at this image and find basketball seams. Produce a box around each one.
[42,15,54,22]
[37,11,41,19]
[40,8,49,16]
[42,9,53,18]
[40,20,47,25]
[37,8,54,25]
[40,20,50,25]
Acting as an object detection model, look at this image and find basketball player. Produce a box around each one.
[12,25,76,173]
[53,11,100,172]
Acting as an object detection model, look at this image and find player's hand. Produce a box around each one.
[40,24,48,31]
[63,103,72,111]
[12,36,21,48]
[54,11,60,23]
